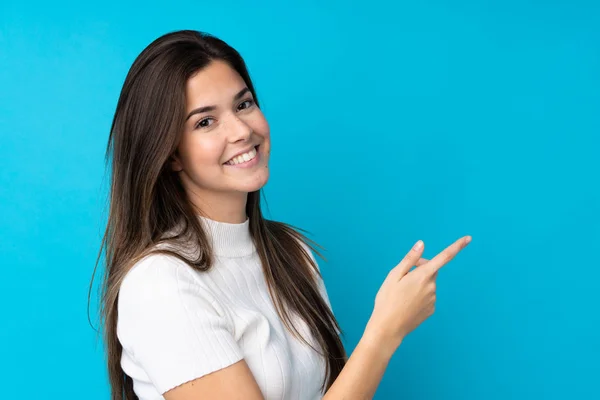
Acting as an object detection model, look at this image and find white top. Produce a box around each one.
[117,216,334,400]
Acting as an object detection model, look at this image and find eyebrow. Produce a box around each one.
[185,87,251,121]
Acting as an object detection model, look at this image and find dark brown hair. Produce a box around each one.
[90,30,347,399]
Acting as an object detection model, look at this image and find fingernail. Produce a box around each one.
[466,236,472,244]
[413,240,423,251]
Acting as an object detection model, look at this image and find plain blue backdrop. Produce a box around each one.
[1,0,598,398]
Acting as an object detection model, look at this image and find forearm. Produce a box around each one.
[323,330,400,400]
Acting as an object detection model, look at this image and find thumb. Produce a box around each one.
[389,240,425,280]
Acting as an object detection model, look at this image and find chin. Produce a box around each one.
[243,171,269,192]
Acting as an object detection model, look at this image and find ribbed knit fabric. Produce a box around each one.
[117,216,333,400]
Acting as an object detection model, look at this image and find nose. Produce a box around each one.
[227,113,253,143]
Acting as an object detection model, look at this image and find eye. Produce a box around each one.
[237,99,255,111]
[193,99,255,130]
[195,117,214,130]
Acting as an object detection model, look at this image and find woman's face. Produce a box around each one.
[172,60,271,208]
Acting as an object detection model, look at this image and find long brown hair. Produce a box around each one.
[90,30,347,399]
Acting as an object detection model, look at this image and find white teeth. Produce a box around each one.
[227,147,257,165]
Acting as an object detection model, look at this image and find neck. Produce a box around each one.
[189,190,248,224]
[197,214,255,257]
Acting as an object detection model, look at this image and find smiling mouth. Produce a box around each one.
[224,145,259,165]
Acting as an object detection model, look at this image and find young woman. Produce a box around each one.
[96,29,471,400]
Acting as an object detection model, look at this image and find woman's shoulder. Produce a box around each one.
[119,253,191,299]
[119,246,216,303]
[120,232,202,287]
[116,251,226,330]
[125,251,184,276]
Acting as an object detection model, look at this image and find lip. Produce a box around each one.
[223,145,259,164]
[226,149,260,169]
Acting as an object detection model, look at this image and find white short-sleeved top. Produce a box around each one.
[117,216,334,400]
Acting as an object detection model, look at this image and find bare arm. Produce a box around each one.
[163,235,470,400]
[163,328,400,400]
[163,359,264,400]
[322,329,399,400]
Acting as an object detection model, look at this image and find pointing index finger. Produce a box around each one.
[425,236,471,275]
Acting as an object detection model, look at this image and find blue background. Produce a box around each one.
[1,0,598,398]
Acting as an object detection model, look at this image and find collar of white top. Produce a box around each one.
[197,215,255,257]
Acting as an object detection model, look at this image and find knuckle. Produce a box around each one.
[441,251,451,263]
[387,267,398,279]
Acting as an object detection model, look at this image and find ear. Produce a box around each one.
[170,151,183,172]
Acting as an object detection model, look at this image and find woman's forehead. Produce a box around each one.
[185,61,246,106]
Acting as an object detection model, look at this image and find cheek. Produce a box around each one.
[255,118,271,148]
[253,111,270,137]
[179,135,225,168]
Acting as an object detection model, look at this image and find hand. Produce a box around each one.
[364,236,472,353]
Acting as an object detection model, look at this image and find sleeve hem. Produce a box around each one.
[157,353,245,395]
